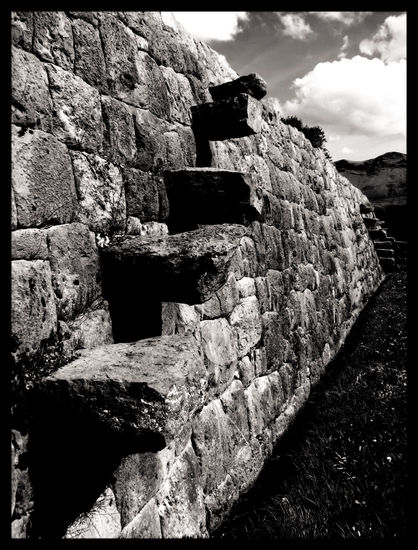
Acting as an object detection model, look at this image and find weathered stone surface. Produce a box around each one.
[72,17,108,92]
[100,14,170,118]
[46,223,102,321]
[33,12,74,70]
[65,487,121,539]
[11,12,34,50]
[156,441,207,538]
[68,11,99,26]
[200,318,237,389]
[12,47,53,132]
[192,93,263,141]
[262,311,289,370]
[12,229,48,260]
[123,167,161,222]
[195,273,239,319]
[209,73,267,101]
[161,303,200,338]
[101,225,247,304]
[32,335,206,445]
[191,399,232,493]
[236,277,256,298]
[228,295,263,358]
[46,64,104,152]
[11,516,30,539]
[160,66,195,124]
[126,218,169,237]
[12,127,78,228]
[70,151,126,233]
[11,260,58,354]
[101,96,136,164]
[112,447,174,527]
[164,168,262,232]
[68,306,113,349]
[120,498,162,538]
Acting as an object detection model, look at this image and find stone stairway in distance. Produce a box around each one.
[360,203,399,272]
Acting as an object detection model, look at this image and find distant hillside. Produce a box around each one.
[335,152,407,240]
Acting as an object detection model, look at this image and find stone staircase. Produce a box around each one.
[27,73,269,538]
[360,203,407,272]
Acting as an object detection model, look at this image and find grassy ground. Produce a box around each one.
[214,271,407,540]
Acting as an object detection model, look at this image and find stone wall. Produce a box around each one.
[11,11,384,538]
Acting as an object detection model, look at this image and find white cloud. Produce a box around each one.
[284,56,406,154]
[359,13,406,62]
[278,13,314,40]
[161,11,249,42]
[311,12,372,25]
[341,146,354,155]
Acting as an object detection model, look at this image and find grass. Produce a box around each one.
[214,270,407,540]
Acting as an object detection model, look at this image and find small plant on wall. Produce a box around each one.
[282,115,332,161]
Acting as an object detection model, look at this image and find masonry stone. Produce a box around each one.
[33,12,74,70]
[12,127,78,228]
[72,17,108,93]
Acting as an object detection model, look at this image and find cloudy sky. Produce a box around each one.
[162,11,406,161]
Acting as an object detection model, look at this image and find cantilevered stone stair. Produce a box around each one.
[28,74,267,515]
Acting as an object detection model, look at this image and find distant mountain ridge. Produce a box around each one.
[335,152,407,240]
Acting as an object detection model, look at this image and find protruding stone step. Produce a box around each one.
[375,248,395,259]
[191,93,262,141]
[101,224,247,342]
[373,240,394,249]
[360,203,374,214]
[209,73,267,102]
[368,228,388,240]
[379,257,396,272]
[30,335,206,449]
[363,217,382,229]
[164,168,262,233]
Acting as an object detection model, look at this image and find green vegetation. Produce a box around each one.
[215,271,407,539]
[282,115,332,160]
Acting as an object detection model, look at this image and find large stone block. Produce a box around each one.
[12,229,49,260]
[161,303,200,338]
[191,399,233,493]
[100,14,170,118]
[31,335,206,446]
[191,93,263,141]
[46,223,102,321]
[11,260,58,354]
[12,127,78,228]
[72,17,108,93]
[11,12,34,50]
[46,64,104,153]
[164,168,263,233]
[70,151,126,233]
[101,224,247,305]
[160,66,195,125]
[228,295,263,359]
[200,318,237,389]
[123,167,161,222]
[33,12,74,70]
[101,96,136,164]
[209,73,267,101]
[156,441,207,538]
[12,47,53,132]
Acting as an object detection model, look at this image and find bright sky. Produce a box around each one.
[161,11,406,161]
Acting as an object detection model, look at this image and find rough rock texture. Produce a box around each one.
[11,126,78,228]
[101,224,247,304]
[11,10,385,540]
[191,93,263,141]
[32,335,206,445]
[209,73,267,101]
